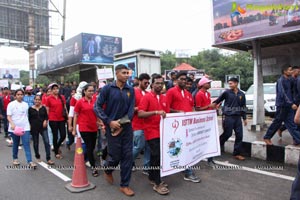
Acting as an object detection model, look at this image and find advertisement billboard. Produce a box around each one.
[212,0,300,45]
[114,57,137,86]
[165,70,205,81]
[37,33,122,74]
[0,68,20,79]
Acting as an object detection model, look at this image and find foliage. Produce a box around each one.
[160,49,278,91]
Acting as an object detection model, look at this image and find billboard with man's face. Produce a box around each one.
[212,0,300,45]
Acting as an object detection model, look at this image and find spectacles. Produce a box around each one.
[155,82,164,85]
[179,78,186,81]
[144,82,150,85]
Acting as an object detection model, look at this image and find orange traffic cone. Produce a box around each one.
[65,137,96,193]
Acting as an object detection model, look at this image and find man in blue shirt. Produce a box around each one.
[94,64,135,197]
[264,65,300,146]
[213,77,247,161]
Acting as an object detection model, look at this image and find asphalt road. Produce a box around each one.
[0,132,297,200]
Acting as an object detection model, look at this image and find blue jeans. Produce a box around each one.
[291,155,300,200]
[264,107,300,144]
[47,124,53,146]
[10,131,32,163]
[31,129,51,161]
[132,130,150,168]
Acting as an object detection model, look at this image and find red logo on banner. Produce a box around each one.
[172,119,179,134]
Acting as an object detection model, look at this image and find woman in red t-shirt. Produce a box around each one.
[46,83,67,159]
[72,84,98,176]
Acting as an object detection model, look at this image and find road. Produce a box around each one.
[0,133,297,200]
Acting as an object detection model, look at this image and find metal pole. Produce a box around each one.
[62,0,66,41]
[251,40,265,131]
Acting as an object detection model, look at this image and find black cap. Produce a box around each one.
[228,77,239,83]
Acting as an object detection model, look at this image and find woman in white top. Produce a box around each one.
[7,89,37,168]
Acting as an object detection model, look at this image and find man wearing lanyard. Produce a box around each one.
[213,78,247,161]
[94,64,135,196]
[166,71,201,183]
[132,73,151,174]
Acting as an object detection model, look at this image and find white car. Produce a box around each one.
[245,83,276,116]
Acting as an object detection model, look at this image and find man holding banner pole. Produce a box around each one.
[138,74,170,195]
[212,77,247,161]
[166,71,201,183]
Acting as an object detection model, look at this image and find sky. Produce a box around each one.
[0,0,214,71]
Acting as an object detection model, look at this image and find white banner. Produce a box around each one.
[97,68,113,80]
[160,110,220,177]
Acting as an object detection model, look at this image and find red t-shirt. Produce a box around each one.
[41,94,48,106]
[3,95,12,111]
[70,97,77,107]
[46,95,66,121]
[195,90,212,110]
[166,86,194,112]
[138,91,170,141]
[132,88,148,131]
[74,97,98,132]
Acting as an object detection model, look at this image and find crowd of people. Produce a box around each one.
[1,64,299,198]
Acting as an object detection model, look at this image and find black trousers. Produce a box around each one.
[80,132,97,168]
[49,121,66,155]
[147,138,161,185]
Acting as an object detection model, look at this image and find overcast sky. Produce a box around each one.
[0,0,214,70]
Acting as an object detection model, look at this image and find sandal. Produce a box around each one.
[153,183,169,195]
[92,169,99,177]
[55,154,63,159]
[13,159,20,165]
[150,180,168,187]
[47,160,55,165]
[29,162,37,169]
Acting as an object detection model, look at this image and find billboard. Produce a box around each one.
[37,33,122,74]
[114,57,137,86]
[165,70,205,81]
[0,0,49,46]
[0,68,20,79]
[212,0,300,45]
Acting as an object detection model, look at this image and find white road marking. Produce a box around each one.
[38,161,71,182]
[212,160,295,182]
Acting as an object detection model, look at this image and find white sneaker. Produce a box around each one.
[85,161,91,168]
[18,146,22,150]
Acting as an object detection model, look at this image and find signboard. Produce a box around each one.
[160,110,220,177]
[37,33,122,74]
[165,70,205,81]
[0,79,9,88]
[175,49,192,58]
[114,57,137,86]
[0,68,20,79]
[97,68,114,80]
[212,0,300,45]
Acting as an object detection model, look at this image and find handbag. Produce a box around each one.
[58,95,68,121]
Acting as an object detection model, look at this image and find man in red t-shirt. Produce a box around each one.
[2,87,13,138]
[138,74,170,195]
[195,77,217,167]
[132,73,151,173]
[166,71,201,183]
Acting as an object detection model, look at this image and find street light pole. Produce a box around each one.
[61,0,66,41]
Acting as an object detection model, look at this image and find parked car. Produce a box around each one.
[209,87,225,115]
[245,83,276,116]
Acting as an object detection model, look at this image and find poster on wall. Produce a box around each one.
[212,0,300,45]
[114,57,137,86]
